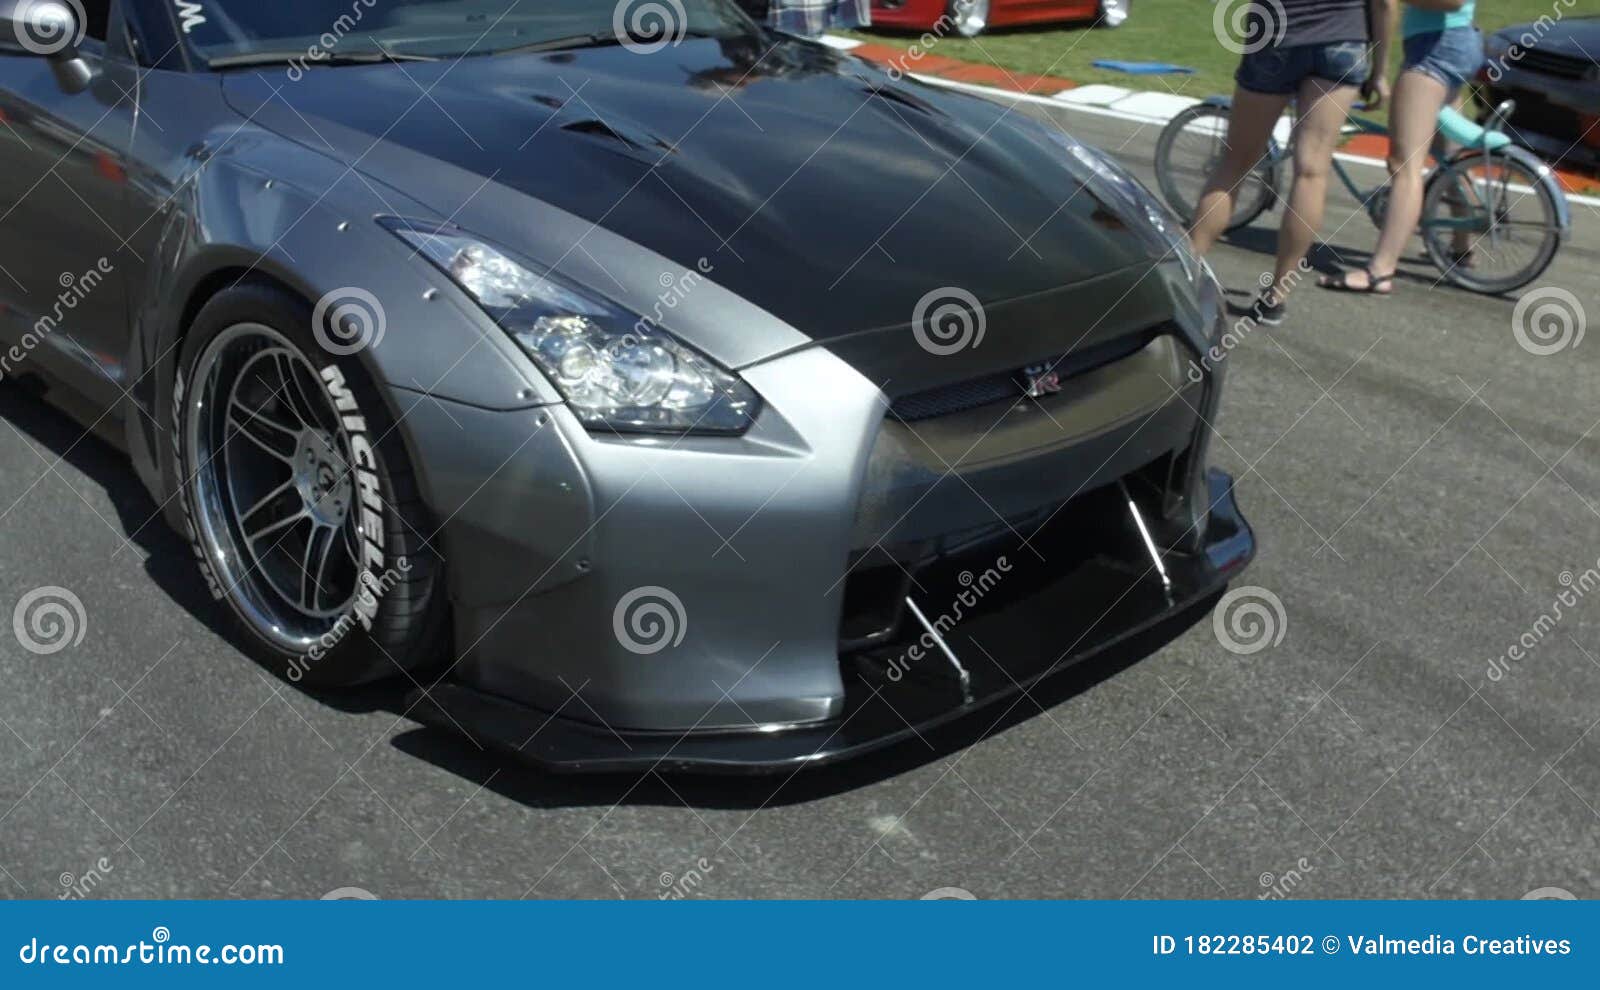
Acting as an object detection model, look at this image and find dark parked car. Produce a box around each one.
[1482,15,1600,169]
[0,0,1250,772]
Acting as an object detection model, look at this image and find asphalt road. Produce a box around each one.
[2,94,1598,902]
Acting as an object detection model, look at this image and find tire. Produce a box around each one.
[1420,150,1562,295]
[1098,0,1131,27]
[172,282,449,687]
[1155,104,1278,233]
[948,0,989,38]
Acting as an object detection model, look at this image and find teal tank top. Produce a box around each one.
[1403,2,1476,38]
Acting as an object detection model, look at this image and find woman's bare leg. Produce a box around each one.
[1351,69,1450,289]
[1189,87,1293,256]
[1272,75,1359,298]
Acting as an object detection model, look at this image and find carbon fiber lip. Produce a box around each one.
[407,471,1254,774]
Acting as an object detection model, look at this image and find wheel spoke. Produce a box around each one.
[238,477,297,530]
[227,400,298,463]
[301,522,339,613]
[245,504,307,545]
[277,353,335,435]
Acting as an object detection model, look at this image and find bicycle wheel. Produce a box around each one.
[1155,103,1278,232]
[1420,150,1562,295]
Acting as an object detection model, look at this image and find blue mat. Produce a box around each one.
[1091,60,1196,75]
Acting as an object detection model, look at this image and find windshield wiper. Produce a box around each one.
[209,48,440,69]
[487,28,718,56]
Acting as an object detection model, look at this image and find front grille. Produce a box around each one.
[888,328,1161,423]
[1516,50,1591,81]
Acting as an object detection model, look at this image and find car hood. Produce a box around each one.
[1492,15,1600,57]
[221,37,1157,348]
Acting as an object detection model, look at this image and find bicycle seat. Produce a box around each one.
[1437,106,1512,151]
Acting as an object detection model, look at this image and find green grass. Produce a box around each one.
[846,0,1556,120]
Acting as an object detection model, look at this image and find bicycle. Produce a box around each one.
[1152,96,1571,295]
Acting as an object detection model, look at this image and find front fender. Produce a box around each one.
[129,149,562,536]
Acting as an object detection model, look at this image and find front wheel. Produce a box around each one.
[1421,150,1562,295]
[1155,103,1278,232]
[173,283,450,687]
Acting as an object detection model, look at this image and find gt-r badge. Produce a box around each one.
[1020,363,1063,399]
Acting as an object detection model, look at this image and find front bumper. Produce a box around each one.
[408,470,1253,774]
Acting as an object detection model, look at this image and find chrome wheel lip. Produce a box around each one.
[187,323,363,654]
[1100,0,1130,27]
[952,0,989,37]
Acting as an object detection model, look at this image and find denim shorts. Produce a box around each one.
[1403,27,1484,93]
[1235,40,1371,96]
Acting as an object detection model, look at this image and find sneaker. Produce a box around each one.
[1252,295,1286,326]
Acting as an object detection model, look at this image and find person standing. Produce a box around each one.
[1319,1,1482,294]
[1189,0,1395,325]
[762,0,871,38]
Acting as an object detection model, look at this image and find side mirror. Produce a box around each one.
[1,0,94,94]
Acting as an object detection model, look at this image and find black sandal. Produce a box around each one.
[1318,267,1394,295]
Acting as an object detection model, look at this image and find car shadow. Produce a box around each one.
[388,592,1220,810]
[0,377,408,707]
[0,378,252,645]
[0,375,1220,806]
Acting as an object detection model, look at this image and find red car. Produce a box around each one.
[870,0,1131,37]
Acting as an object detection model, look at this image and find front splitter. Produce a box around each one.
[407,470,1255,774]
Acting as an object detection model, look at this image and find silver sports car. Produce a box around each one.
[0,0,1252,771]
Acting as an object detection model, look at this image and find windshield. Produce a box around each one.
[174,0,756,64]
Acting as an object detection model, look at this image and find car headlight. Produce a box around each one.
[1049,131,1204,285]
[386,222,760,435]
